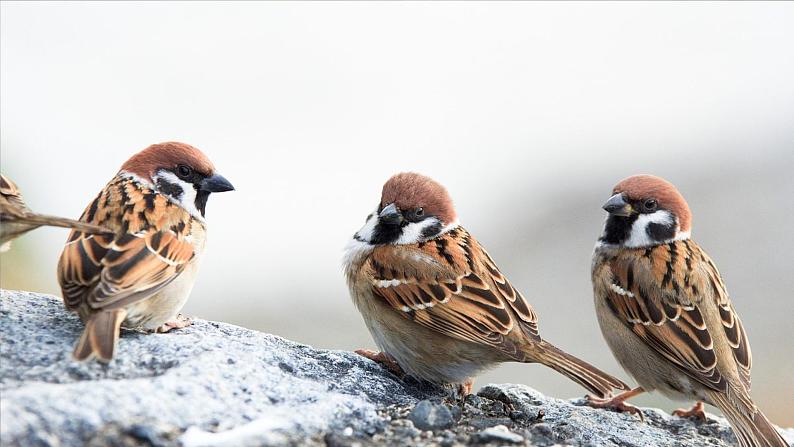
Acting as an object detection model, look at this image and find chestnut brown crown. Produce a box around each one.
[381,172,457,225]
[613,174,692,232]
[120,142,216,181]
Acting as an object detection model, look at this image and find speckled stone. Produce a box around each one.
[2,289,792,447]
[0,290,428,446]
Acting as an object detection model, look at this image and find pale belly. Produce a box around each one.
[124,255,202,330]
[353,286,503,385]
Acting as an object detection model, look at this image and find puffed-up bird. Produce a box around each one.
[589,174,787,447]
[57,142,234,362]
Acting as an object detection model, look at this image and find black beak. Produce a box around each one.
[200,174,235,193]
[602,193,633,217]
[378,203,404,226]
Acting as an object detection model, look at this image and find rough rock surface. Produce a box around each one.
[1,289,792,447]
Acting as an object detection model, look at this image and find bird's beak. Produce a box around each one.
[378,203,404,225]
[602,193,633,217]
[200,174,235,193]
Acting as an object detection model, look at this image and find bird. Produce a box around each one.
[0,174,111,251]
[57,142,234,363]
[344,172,629,398]
[589,174,787,447]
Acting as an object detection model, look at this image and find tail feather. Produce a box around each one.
[708,391,788,447]
[72,310,126,363]
[21,213,110,235]
[72,326,95,361]
[527,341,629,398]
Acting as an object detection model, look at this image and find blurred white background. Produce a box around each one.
[1,2,792,424]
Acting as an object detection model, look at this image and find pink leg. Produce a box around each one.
[672,401,706,421]
[354,349,404,376]
[155,314,193,333]
[585,387,646,421]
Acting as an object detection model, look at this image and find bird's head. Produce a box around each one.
[599,174,691,248]
[120,142,234,219]
[353,172,458,246]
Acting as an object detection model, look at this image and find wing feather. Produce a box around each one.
[368,227,540,358]
[602,240,751,392]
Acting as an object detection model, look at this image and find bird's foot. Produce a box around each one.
[585,393,645,422]
[672,401,706,421]
[458,379,474,397]
[354,349,404,376]
[454,379,475,408]
[155,314,193,333]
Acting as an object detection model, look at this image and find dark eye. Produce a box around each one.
[176,165,192,178]
[415,207,424,217]
[643,199,658,212]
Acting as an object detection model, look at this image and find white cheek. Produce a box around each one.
[154,171,204,221]
[395,218,440,245]
[624,210,675,248]
[352,208,379,243]
[343,208,379,269]
[343,237,373,270]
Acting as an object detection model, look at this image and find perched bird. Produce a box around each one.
[57,142,234,362]
[590,174,786,447]
[0,174,110,251]
[344,172,628,397]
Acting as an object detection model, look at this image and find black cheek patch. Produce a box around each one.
[420,221,443,240]
[156,177,184,200]
[646,221,676,242]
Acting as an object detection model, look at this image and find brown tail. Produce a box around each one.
[21,213,111,235]
[708,390,788,447]
[73,310,126,363]
[526,341,629,398]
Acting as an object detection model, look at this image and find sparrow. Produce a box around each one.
[57,142,234,363]
[589,174,787,447]
[0,174,110,251]
[344,172,628,398]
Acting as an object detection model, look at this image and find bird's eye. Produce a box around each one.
[176,165,192,178]
[415,207,424,217]
[643,199,658,212]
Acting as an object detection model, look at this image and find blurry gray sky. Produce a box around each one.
[1,2,793,424]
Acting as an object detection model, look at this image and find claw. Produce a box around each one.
[456,379,474,408]
[154,314,193,333]
[672,401,706,421]
[584,387,646,422]
[354,349,404,376]
[458,379,474,397]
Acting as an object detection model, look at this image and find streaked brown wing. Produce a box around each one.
[702,252,752,389]
[604,240,750,392]
[59,226,195,311]
[57,176,196,312]
[369,227,539,358]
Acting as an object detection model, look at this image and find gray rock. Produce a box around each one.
[0,290,429,447]
[408,400,454,431]
[1,289,792,447]
[472,425,524,444]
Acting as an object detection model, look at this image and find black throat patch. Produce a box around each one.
[371,221,404,245]
[600,214,638,245]
[194,190,210,217]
